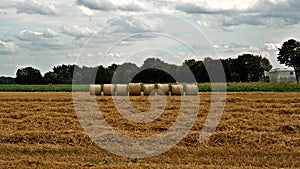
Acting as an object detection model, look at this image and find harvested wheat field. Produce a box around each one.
[0,92,299,168]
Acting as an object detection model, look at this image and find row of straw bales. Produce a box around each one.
[90,83,198,96]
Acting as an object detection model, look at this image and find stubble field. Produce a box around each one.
[0,92,299,168]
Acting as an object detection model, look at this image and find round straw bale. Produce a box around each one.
[157,84,170,95]
[143,84,156,95]
[90,84,101,95]
[171,84,184,96]
[185,84,198,96]
[103,84,115,96]
[115,84,128,96]
[128,83,141,96]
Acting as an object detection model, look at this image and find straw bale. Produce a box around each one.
[90,84,101,95]
[171,84,184,96]
[115,84,128,96]
[128,83,141,96]
[143,84,156,95]
[103,84,115,96]
[185,84,198,96]
[157,84,170,95]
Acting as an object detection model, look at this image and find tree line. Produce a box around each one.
[1,38,299,84]
[9,53,273,85]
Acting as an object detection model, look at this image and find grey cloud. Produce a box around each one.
[16,0,60,16]
[34,40,66,50]
[76,0,145,11]
[76,0,113,11]
[288,0,300,7]
[175,2,238,15]
[222,26,235,32]
[177,0,300,28]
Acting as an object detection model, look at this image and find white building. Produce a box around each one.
[266,68,296,82]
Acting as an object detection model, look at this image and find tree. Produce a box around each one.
[96,65,113,84]
[234,54,272,82]
[112,63,139,84]
[277,39,300,83]
[184,59,208,82]
[44,64,76,84]
[204,57,226,82]
[53,64,75,84]
[15,67,43,84]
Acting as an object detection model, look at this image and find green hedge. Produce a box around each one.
[198,82,300,92]
[0,84,89,92]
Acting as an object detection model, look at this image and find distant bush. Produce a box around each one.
[0,76,15,84]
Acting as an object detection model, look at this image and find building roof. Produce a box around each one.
[269,68,294,73]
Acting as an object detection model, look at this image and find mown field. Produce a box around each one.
[0,82,299,92]
[0,92,299,168]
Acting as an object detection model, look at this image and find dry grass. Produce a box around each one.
[0,92,299,168]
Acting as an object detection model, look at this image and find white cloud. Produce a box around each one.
[66,53,80,60]
[17,30,43,41]
[78,5,95,17]
[15,29,69,51]
[106,14,164,33]
[16,0,61,16]
[106,52,124,58]
[197,20,212,28]
[0,40,17,54]
[0,9,8,15]
[17,29,58,41]
[267,0,287,4]
[213,42,260,53]
[62,25,97,38]
[264,43,281,51]
[43,28,58,38]
[119,41,130,46]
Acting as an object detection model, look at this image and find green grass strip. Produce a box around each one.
[0,84,90,92]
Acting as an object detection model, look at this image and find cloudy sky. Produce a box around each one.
[1,0,299,76]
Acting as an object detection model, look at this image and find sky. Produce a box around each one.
[0,0,300,77]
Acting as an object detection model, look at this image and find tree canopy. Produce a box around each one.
[277,39,300,83]
[15,67,43,84]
